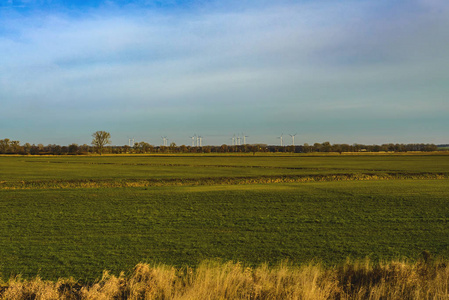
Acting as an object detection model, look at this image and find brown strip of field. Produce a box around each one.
[0,172,447,190]
[23,160,401,172]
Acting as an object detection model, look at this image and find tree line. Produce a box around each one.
[0,137,440,155]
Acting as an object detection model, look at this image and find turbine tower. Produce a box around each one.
[289,133,297,146]
[242,133,248,145]
[237,135,241,146]
[198,136,203,147]
[278,133,284,147]
[161,136,168,147]
[128,138,135,147]
[190,135,196,147]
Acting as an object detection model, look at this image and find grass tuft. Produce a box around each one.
[1,259,449,299]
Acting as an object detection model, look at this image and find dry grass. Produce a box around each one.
[0,172,447,190]
[2,257,449,299]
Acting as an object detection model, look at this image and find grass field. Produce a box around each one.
[0,154,448,283]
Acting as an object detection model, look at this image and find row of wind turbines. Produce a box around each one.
[277,133,297,147]
[128,133,297,147]
[131,135,202,147]
[189,134,203,147]
[131,136,172,147]
[230,133,249,146]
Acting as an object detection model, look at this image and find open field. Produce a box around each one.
[1,154,449,188]
[0,154,449,283]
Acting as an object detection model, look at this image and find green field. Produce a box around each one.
[0,154,449,282]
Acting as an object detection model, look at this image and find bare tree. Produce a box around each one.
[92,131,111,155]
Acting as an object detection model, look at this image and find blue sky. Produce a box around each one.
[1,0,448,146]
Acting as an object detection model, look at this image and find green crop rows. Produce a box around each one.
[0,154,448,282]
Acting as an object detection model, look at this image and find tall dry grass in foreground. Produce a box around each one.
[1,257,449,299]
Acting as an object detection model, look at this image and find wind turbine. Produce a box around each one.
[190,135,196,147]
[237,134,241,146]
[289,133,297,146]
[161,136,168,147]
[232,134,236,146]
[278,133,284,147]
[242,133,248,145]
[198,136,203,147]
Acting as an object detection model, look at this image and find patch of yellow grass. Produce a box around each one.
[1,258,449,299]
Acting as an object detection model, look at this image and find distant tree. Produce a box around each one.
[68,144,79,155]
[286,145,295,153]
[372,145,382,152]
[333,144,342,154]
[92,131,111,155]
[23,143,32,154]
[159,146,168,153]
[53,145,62,155]
[302,143,312,153]
[313,143,322,152]
[169,142,177,152]
[424,144,438,151]
[61,146,69,154]
[203,146,211,153]
[321,141,332,152]
[30,144,40,155]
[0,138,11,153]
[135,141,152,153]
[10,140,22,154]
[340,144,351,152]
[248,145,258,155]
[79,144,90,154]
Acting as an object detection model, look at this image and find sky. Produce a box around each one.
[1,0,448,146]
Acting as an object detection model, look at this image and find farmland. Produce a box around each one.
[0,154,449,282]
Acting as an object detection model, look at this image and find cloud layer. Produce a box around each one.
[1,0,448,145]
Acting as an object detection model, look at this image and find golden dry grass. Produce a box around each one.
[1,258,449,299]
